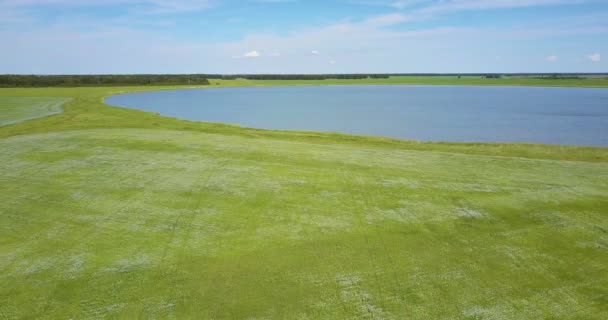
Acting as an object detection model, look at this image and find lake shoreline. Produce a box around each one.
[1,85,607,163]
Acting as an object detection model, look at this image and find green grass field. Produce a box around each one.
[210,75,608,88]
[0,97,70,126]
[1,80,607,319]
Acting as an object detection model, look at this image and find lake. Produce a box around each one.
[105,85,608,146]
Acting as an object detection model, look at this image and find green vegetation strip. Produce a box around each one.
[211,75,608,88]
[1,82,607,319]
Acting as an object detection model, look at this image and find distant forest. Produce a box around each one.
[0,74,389,87]
[0,74,211,87]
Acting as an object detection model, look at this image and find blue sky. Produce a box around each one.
[0,0,606,74]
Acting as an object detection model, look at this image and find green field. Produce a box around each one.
[1,81,607,319]
[0,97,70,126]
[210,75,608,88]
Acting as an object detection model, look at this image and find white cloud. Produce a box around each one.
[389,0,422,9]
[243,50,261,57]
[356,0,587,16]
[546,55,558,62]
[0,0,212,14]
[364,13,410,27]
[311,50,320,55]
[251,0,296,3]
[329,60,337,64]
[145,0,212,14]
[420,0,585,15]
[352,0,424,9]
[587,53,601,62]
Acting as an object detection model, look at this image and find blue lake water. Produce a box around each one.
[105,85,608,146]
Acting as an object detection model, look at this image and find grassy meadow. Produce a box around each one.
[1,79,607,319]
[209,75,608,88]
[0,97,70,126]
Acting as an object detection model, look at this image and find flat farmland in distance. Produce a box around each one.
[210,75,608,88]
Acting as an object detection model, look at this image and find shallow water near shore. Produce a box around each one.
[106,85,608,146]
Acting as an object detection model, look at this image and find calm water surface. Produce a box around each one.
[106,86,608,146]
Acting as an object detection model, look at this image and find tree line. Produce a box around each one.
[2,73,605,87]
[0,74,211,87]
[0,74,393,87]
[533,74,583,80]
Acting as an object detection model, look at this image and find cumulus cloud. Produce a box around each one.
[0,0,212,14]
[356,0,584,16]
[587,53,601,62]
[389,0,423,9]
[354,0,424,10]
[364,13,410,27]
[243,50,261,58]
[546,55,558,62]
[252,0,297,3]
[420,0,583,15]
